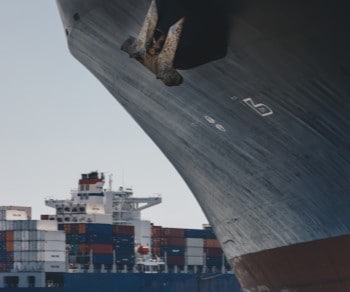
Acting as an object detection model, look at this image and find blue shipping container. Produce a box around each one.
[160,247,185,256]
[184,229,207,238]
[86,234,113,244]
[86,224,112,234]
[93,254,113,265]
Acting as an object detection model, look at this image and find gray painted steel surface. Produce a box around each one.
[56,0,350,262]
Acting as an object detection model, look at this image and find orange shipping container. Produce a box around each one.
[6,231,14,242]
[6,240,14,252]
[78,224,86,234]
[90,244,113,254]
[78,244,89,254]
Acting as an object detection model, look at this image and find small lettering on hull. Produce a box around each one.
[242,98,273,117]
[204,115,226,132]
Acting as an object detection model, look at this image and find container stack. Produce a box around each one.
[184,229,205,267]
[0,231,14,272]
[204,238,224,268]
[152,227,186,267]
[60,223,112,267]
[112,225,135,268]
[0,220,66,272]
[61,223,135,269]
[151,225,231,270]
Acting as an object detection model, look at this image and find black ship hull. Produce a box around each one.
[56,0,350,290]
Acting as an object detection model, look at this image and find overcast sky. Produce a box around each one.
[0,1,208,228]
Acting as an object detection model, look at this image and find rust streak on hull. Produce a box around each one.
[231,234,350,291]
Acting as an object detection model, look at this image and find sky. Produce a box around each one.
[0,1,208,228]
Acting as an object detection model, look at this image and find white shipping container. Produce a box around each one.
[3,210,28,220]
[44,231,65,242]
[36,220,58,231]
[13,261,41,272]
[14,251,37,262]
[41,251,66,262]
[187,256,204,266]
[14,231,30,241]
[44,240,66,251]
[186,238,204,248]
[186,247,204,257]
[0,221,11,231]
[43,261,66,272]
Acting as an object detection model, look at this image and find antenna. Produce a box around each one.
[122,168,125,187]
[108,174,113,191]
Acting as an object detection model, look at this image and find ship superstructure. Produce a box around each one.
[45,171,161,248]
[0,173,237,290]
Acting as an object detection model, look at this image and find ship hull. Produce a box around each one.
[0,273,240,292]
[56,0,350,290]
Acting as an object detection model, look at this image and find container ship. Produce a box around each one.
[55,0,350,291]
[0,171,240,291]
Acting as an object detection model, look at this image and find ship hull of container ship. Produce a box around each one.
[56,0,350,290]
[0,273,240,292]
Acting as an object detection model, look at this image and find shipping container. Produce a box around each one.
[78,223,86,234]
[90,244,113,254]
[186,247,204,257]
[115,246,134,255]
[86,224,112,234]
[205,248,223,257]
[184,229,206,238]
[187,256,204,266]
[151,225,162,237]
[93,254,113,265]
[43,261,66,272]
[186,238,204,248]
[203,229,217,239]
[5,240,14,252]
[76,255,89,264]
[13,251,66,262]
[112,224,134,235]
[204,239,221,249]
[206,257,223,267]
[167,255,185,266]
[160,247,185,256]
[160,237,185,247]
[86,233,113,244]
[161,228,185,238]
[6,231,14,241]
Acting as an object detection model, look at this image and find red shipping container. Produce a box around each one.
[162,228,185,238]
[64,224,71,233]
[151,226,163,237]
[6,231,14,242]
[90,244,113,254]
[113,225,134,235]
[160,237,186,247]
[78,244,89,254]
[204,239,221,248]
[205,247,223,257]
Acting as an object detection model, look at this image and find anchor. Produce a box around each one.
[121,0,185,86]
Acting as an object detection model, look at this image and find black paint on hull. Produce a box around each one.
[56,0,350,290]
